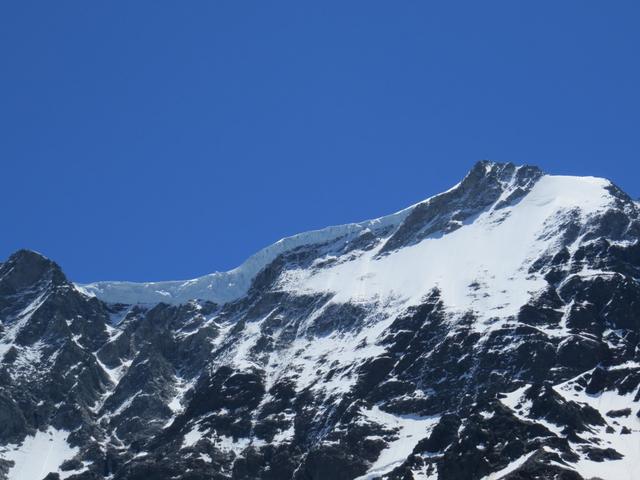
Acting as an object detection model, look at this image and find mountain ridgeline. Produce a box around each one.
[1,161,640,480]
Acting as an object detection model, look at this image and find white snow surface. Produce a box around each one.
[280,175,613,325]
[0,427,80,480]
[78,173,615,310]
[479,451,537,480]
[182,426,205,449]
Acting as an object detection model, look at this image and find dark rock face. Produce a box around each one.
[379,161,543,254]
[1,162,640,480]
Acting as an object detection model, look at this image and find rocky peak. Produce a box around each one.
[379,161,544,253]
[440,160,544,211]
[462,160,542,186]
[0,249,67,296]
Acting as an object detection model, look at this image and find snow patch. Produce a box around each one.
[182,426,205,449]
[480,450,536,479]
[354,406,439,480]
[0,427,78,480]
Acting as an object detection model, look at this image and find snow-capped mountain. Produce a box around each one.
[1,161,639,480]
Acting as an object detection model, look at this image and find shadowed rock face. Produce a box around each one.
[1,161,640,480]
[380,161,544,254]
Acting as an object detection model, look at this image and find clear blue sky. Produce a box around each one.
[1,1,638,283]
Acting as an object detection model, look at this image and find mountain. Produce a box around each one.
[1,161,639,480]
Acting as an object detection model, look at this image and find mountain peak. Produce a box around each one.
[0,249,67,294]
[463,160,543,188]
[8,248,49,264]
[468,159,516,174]
[378,161,545,254]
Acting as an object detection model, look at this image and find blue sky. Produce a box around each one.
[1,1,638,282]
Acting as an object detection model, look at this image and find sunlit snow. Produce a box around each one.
[0,428,80,480]
[279,175,612,328]
[354,406,440,480]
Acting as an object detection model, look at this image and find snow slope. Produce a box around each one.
[79,203,414,305]
[280,175,613,324]
[0,428,80,480]
[79,172,613,309]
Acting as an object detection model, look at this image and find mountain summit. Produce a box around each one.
[1,161,639,480]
